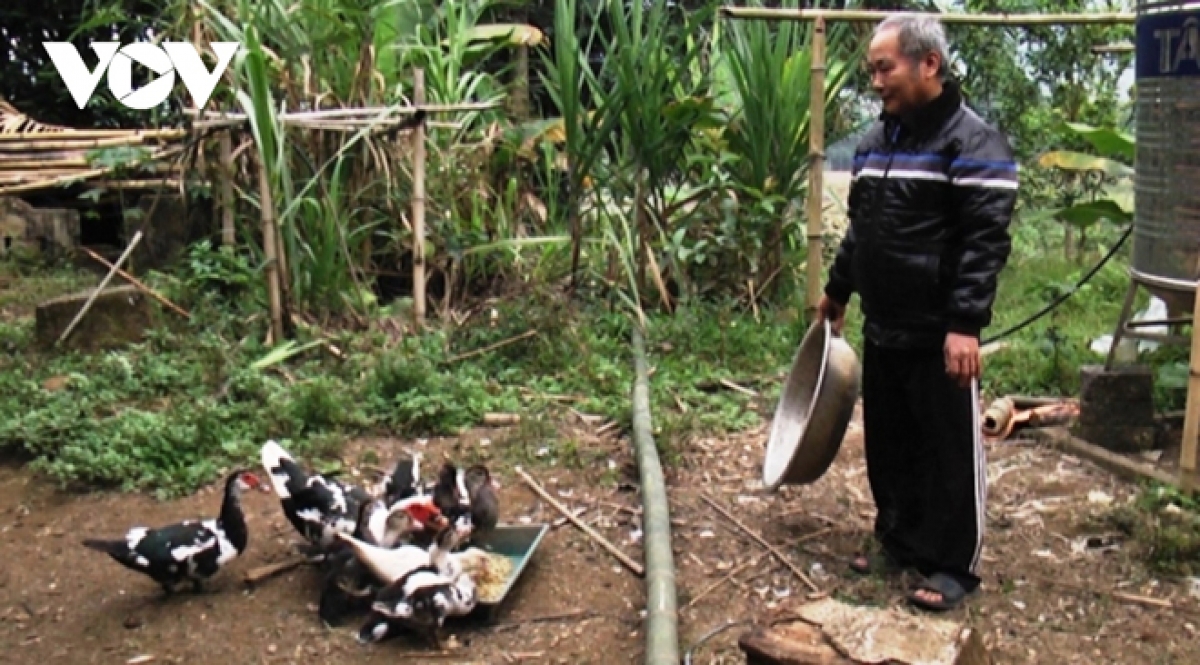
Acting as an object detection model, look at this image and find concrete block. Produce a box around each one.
[35,284,155,352]
[0,196,80,257]
[1075,364,1158,452]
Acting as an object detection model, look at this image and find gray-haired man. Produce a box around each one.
[817,13,1018,612]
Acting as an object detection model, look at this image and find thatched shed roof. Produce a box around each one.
[0,99,191,197]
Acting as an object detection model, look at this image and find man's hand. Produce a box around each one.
[944,332,980,388]
[817,295,846,336]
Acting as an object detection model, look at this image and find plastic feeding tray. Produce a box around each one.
[466,523,548,620]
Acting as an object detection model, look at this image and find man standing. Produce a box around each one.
[817,13,1018,612]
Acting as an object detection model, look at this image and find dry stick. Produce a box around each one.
[79,246,191,319]
[244,556,311,585]
[444,329,538,364]
[1031,574,1200,616]
[686,556,761,609]
[56,229,144,347]
[700,493,819,593]
[515,467,645,576]
[490,609,594,632]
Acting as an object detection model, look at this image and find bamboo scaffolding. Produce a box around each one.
[183,101,503,122]
[719,8,1138,25]
[0,145,187,196]
[0,129,188,141]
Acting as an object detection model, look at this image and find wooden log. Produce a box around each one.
[739,597,992,665]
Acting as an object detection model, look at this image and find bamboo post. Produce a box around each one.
[219,131,235,246]
[804,16,827,323]
[1180,283,1200,476]
[257,155,284,344]
[411,68,427,327]
[512,44,531,120]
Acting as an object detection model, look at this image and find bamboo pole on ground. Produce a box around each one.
[411,68,428,328]
[219,131,235,246]
[257,155,284,345]
[718,8,1137,25]
[804,16,827,323]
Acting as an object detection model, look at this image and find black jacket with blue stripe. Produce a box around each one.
[824,79,1018,350]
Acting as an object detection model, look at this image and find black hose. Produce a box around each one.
[981,224,1133,346]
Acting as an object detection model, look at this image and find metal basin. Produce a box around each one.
[762,319,862,489]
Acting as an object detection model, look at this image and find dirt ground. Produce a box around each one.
[2,407,1200,664]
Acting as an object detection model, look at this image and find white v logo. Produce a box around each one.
[43,42,121,110]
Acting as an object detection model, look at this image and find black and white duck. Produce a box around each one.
[81,469,265,595]
[260,439,371,555]
[355,559,478,648]
[378,451,424,507]
[318,498,446,627]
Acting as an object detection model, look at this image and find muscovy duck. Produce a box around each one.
[379,451,423,506]
[463,464,500,535]
[318,498,445,627]
[260,439,371,553]
[81,470,265,595]
[355,562,478,648]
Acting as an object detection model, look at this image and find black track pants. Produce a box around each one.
[861,339,987,592]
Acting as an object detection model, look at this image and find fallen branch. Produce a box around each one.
[79,246,190,320]
[445,329,538,364]
[515,467,645,576]
[243,556,310,585]
[700,493,819,593]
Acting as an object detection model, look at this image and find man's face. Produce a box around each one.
[866,27,940,116]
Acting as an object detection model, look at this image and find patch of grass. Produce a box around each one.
[1102,483,1200,577]
[0,259,798,496]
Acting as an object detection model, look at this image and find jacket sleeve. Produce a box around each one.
[945,127,1019,337]
[823,156,863,306]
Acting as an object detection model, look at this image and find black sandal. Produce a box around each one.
[907,572,972,612]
